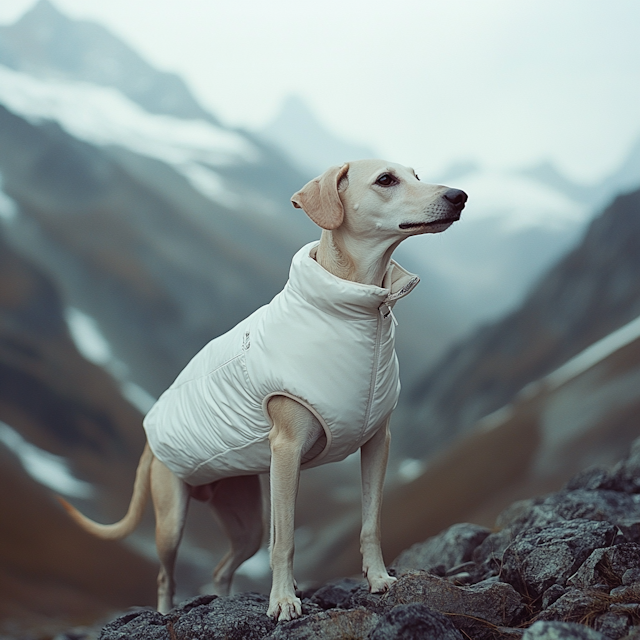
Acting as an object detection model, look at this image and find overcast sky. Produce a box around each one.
[1,0,639,182]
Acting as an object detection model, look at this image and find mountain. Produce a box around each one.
[259,95,377,176]
[0,228,146,492]
[0,0,217,123]
[398,186,640,459]
[0,230,159,634]
[519,135,640,209]
[0,444,157,637]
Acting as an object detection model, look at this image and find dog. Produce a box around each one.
[60,159,466,621]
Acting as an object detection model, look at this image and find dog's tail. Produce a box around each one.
[57,443,153,540]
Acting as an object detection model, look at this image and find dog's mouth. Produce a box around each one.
[399,217,459,230]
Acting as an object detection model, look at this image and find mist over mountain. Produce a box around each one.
[398,186,640,459]
[0,0,216,124]
[259,95,377,175]
[519,135,640,208]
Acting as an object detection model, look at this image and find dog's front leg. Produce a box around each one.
[266,396,310,621]
[360,418,396,593]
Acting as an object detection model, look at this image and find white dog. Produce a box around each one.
[60,159,467,621]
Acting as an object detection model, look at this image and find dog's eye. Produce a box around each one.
[415,173,420,181]
[375,173,397,187]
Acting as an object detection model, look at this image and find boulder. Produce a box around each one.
[369,603,464,640]
[308,577,364,609]
[567,544,640,589]
[99,594,277,640]
[392,523,491,575]
[501,519,617,598]
[99,608,170,640]
[265,608,378,640]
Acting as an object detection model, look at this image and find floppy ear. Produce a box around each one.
[290,163,349,230]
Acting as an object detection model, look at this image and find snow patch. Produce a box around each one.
[0,64,256,207]
[0,421,93,497]
[180,163,240,209]
[547,314,640,388]
[65,306,157,412]
[453,169,590,232]
[65,306,112,366]
[397,458,426,483]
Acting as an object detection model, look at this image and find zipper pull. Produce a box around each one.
[379,303,398,326]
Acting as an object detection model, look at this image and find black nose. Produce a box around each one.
[443,188,468,207]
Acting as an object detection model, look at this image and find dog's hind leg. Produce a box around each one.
[208,474,263,596]
[150,457,190,614]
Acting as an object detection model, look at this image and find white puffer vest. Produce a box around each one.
[143,241,419,486]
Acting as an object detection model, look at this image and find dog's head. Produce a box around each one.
[291,159,466,238]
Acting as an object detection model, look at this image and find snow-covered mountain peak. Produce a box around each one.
[452,168,590,233]
[259,95,376,176]
[0,65,258,207]
[0,0,216,123]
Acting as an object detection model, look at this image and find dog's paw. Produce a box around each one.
[367,572,397,594]
[267,594,302,621]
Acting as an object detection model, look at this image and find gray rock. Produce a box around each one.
[497,629,526,638]
[609,439,640,494]
[265,608,378,640]
[99,608,170,640]
[565,467,617,492]
[522,620,608,639]
[511,491,640,536]
[171,593,275,640]
[542,585,568,609]
[99,594,277,640]
[472,528,514,579]
[369,603,463,640]
[350,571,522,627]
[501,519,617,598]
[568,544,640,589]
[308,577,363,609]
[614,520,640,544]
[593,612,632,640]
[622,568,640,585]
[491,490,640,548]
[496,498,539,529]
[392,523,490,575]
[536,589,605,624]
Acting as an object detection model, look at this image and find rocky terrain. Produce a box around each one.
[63,437,640,640]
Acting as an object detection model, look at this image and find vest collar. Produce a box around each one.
[286,242,420,319]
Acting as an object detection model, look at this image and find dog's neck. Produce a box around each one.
[315,230,401,287]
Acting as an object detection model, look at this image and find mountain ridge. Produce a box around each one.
[0,0,218,124]
[399,186,640,458]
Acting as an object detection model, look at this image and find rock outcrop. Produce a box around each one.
[92,438,640,640]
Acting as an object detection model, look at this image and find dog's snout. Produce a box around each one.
[442,189,468,207]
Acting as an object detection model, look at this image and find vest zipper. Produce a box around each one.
[361,310,384,439]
